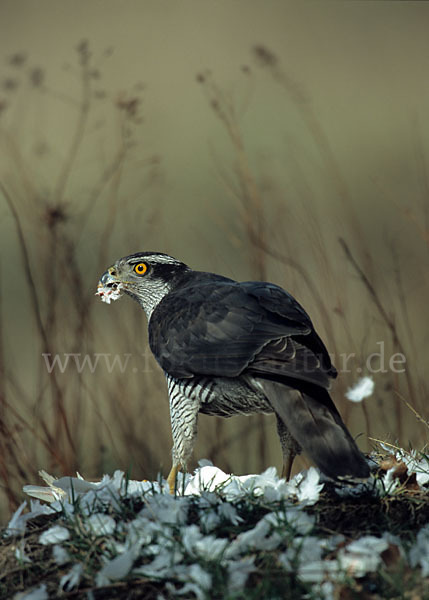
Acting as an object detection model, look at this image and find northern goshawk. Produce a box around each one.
[97,252,369,491]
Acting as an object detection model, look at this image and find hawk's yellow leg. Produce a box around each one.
[167,463,183,494]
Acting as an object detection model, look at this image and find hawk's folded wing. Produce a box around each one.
[149,277,335,389]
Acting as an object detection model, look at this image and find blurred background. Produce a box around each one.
[0,0,428,521]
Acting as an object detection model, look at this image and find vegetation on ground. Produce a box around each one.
[1,445,429,599]
[0,40,428,598]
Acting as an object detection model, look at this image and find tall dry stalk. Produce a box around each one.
[0,42,168,518]
[197,61,428,466]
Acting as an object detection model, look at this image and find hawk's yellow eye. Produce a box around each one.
[134,262,147,275]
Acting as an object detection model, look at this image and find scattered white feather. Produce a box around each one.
[199,509,221,532]
[378,442,396,455]
[85,514,116,536]
[380,466,401,494]
[22,484,65,503]
[284,509,315,535]
[5,501,28,537]
[218,502,243,525]
[227,556,256,594]
[134,548,184,579]
[184,465,234,495]
[399,450,429,488]
[142,494,189,525]
[182,524,228,561]
[39,525,70,545]
[225,516,281,559]
[345,376,374,402]
[52,544,70,566]
[29,500,57,517]
[13,584,48,600]
[96,545,139,586]
[14,541,32,564]
[188,563,212,591]
[337,535,390,577]
[59,564,83,592]
[23,471,108,505]
[296,559,340,584]
[184,464,323,504]
[166,581,206,600]
[295,467,324,504]
[5,500,58,538]
[313,581,337,600]
[409,524,429,576]
[279,535,323,572]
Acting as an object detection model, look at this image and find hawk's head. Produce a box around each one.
[97,252,190,317]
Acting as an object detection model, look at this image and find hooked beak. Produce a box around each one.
[98,269,118,287]
[96,268,124,304]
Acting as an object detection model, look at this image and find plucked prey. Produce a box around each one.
[97,252,369,491]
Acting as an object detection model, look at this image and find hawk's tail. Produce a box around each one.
[261,379,370,480]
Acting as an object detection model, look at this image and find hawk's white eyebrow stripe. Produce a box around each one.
[126,254,182,265]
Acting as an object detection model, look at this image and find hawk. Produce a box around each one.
[97,252,369,491]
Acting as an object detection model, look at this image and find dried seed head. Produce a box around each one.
[253,45,278,67]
